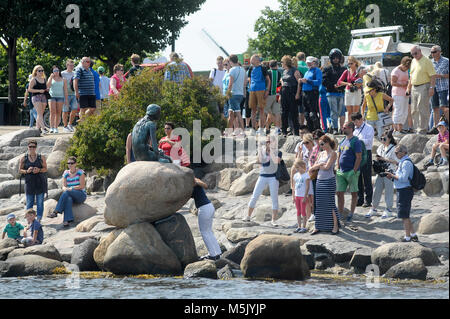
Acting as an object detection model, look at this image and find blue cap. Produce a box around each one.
[437,121,447,128]
[7,213,16,221]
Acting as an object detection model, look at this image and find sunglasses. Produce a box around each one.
[381,137,388,141]
[67,162,75,165]
[28,145,37,148]
[303,141,310,144]
[431,51,438,54]
[164,127,171,130]
[37,70,44,72]
[53,69,59,72]
[319,143,325,146]
[348,63,354,65]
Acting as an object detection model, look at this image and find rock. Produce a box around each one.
[300,247,315,270]
[0,180,25,199]
[45,151,66,179]
[52,136,72,153]
[253,205,286,222]
[70,239,100,271]
[217,264,234,280]
[73,235,98,245]
[226,228,260,244]
[409,153,425,164]
[215,257,240,270]
[423,172,443,196]
[221,240,250,264]
[0,247,16,261]
[184,260,217,279]
[0,204,24,216]
[102,223,182,275]
[7,244,62,261]
[236,155,259,173]
[86,175,104,193]
[217,168,243,191]
[103,162,194,228]
[0,238,19,250]
[399,134,429,154]
[1,255,63,277]
[6,154,24,179]
[314,253,335,270]
[0,128,41,148]
[202,172,219,190]
[384,258,427,280]
[153,213,198,268]
[426,262,449,280]
[241,234,310,280]
[75,215,104,232]
[190,197,223,216]
[90,222,116,233]
[371,242,440,274]
[417,213,449,234]
[441,171,449,194]
[44,199,97,223]
[202,161,235,174]
[281,136,302,154]
[262,181,291,196]
[93,229,122,270]
[229,169,260,196]
[0,174,14,183]
[47,189,63,201]
[349,248,373,270]
[424,135,439,155]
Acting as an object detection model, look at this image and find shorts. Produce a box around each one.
[397,187,414,219]
[49,97,64,103]
[336,170,360,193]
[432,89,449,108]
[31,94,47,104]
[295,196,307,217]
[63,95,78,112]
[393,95,409,124]
[344,89,361,106]
[249,90,266,110]
[265,95,281,115]
[226,95,243,112]
[79,95,97,109]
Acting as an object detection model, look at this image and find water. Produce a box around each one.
[0,276,448,299]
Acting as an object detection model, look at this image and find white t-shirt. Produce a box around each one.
[99,75,110,100]
[209,68,226,90]
[376,143,397,171]
[61,70,75,95]
[293,172,313,197]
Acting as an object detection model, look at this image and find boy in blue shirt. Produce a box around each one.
[21,209,44,247]
[2,213,25,241]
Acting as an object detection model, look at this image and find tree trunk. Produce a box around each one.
[6,37,18,125]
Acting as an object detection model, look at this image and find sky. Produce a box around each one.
[160,0,280,72]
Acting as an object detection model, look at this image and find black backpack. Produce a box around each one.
[19,153,48,199]
[404,158,426,191]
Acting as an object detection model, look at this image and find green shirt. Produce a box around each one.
[298,61,308,77]
[3,222,24,239]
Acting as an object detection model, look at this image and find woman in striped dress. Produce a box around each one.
[308,135,339,235]
[49,156,86,227]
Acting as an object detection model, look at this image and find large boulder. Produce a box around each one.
[101,223,182,275]
[2,255,63,277]
[153,213,198,268]
[86,175,104,193]
[281,136,302,154]
[7,244,62,261]
[52,136,72,153]
[399,134,429,154]
[384,258,428,280]
[371,242,440,274]
[417,213,449,234]
[103,162,194,228]
[0,180,25,198]
[221,240,251,265]
[45,151,66,179]
[217,168,243,191]
[253,205,286,222]
[183,260,217,279]
[71,239,100,271]
[241,234,310,280]
[93,229,122,270]
[75,215,104,232]
[0,247,16,261]
[423,172,443,196]
[44,199,97,223]
[0,238,19,250]
[7,154,25,179]
[409,153,425,164]
[229,169,260,196]
[0,128,41,148]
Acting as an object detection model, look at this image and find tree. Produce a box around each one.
[248,0,419,61]
[31,0,206,74]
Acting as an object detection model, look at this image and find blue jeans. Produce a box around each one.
[26,193,44,220]
[56,190,87,222]
[328,95,344,129]
[29,107,37,128]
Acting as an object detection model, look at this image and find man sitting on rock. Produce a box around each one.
[131,104,172,163]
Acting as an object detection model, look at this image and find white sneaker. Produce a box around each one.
[382,209,392,219]
[54,127,59,134]
[63,126,71,133]
[271,220,278,227]
[68,124,75,132]
[366,208,377,218]
[308,215,315,222]
[248,129,256,136]
[242,216,250,222]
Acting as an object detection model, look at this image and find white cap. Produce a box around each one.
[306,56,316,63]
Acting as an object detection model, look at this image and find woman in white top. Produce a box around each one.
[367,130,398,218]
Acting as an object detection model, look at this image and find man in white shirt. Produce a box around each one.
[352,112,374,208]
[209,56,226,90]
[61,59,78,132]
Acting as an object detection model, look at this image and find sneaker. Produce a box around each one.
[411,234,419,242]
[256,128,264,135]
[401,237,411,242]
[67,124,75,132]
[308,215,315,222]
[381,209,392,219]
[365,208,377,218]
[274,128,281,135]
[271,220,278,227]
[293,227,302,233]
[242,216,250,222]
[54,127,59,134]
[42,128,50,134]
[439,158,448,167]
[248,129,256,136]
[299,228,308,233]
[423,160,434,169]
[362,203,371,208]
[63,126,71,133]
[265,128,270,135]
[346,213,354,222]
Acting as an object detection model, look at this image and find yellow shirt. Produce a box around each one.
[410,56,436,86]
[365,92,384,121]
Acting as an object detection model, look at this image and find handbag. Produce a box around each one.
[378,112,393,127]
[308,168,319,181]
[275,160,290,182]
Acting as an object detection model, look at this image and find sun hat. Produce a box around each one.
[7,213,15,221]
[437,121,447,128]
[306,56,316,63]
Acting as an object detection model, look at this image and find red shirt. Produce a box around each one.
[337,69,360,90]
[158,135,181,157]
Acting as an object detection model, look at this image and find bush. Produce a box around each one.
[66,68,226,173]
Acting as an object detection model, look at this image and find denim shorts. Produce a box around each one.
[227,95,244,112]
[432,90,449,108]
[397,187,414,219]
[63,95,78,112]
[49,97,64,103]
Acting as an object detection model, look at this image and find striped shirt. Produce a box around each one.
[432,56,449,92]
[74,67,95,96]
[63,169,85,190]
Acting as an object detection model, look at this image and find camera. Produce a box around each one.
[349,84,356,93]
[378,170,394,178]
[373,159,390,176]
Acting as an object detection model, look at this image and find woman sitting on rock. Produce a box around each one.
[243,135,282,227]
[192,177,222,261]
[48,156,86,227]
[158,122,189,166]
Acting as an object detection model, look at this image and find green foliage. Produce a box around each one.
[66,68,226,173]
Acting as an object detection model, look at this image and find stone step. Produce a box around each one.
[0,161,8,175]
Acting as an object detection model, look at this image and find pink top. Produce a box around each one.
[109,74,126,96]
[438,130,449,143]
[391,66,409,96]
[337,69,360,91]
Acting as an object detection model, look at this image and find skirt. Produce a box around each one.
[315,177,340,231]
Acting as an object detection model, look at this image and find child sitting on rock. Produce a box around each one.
[21,209,44,247]
[2,213,25,242]
[291,159,313,233]
[424,121,449,168]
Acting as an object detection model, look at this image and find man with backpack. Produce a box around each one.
[337,121,363,222]
[385,144,419,242]
[352,112,374,208]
